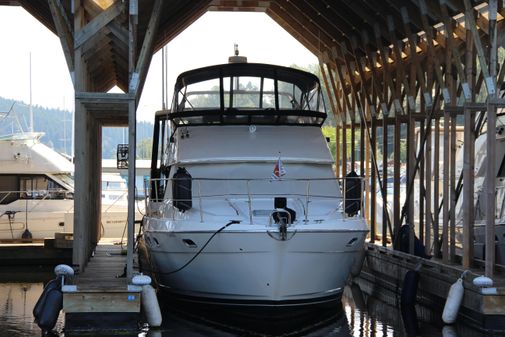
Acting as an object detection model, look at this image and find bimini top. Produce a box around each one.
[161,62,327,127]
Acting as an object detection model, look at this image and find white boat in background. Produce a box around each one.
[141,59,368,309]
[0,131,141,240]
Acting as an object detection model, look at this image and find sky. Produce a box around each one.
[0,6,318,122]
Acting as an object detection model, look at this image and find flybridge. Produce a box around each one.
[156,63,327,127]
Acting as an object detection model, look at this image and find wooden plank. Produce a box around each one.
[64,291,140,313]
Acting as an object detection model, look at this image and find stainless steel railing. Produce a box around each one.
[143,176,365,222]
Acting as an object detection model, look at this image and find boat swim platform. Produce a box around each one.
[358,243,505,332]
[62,240,142,332]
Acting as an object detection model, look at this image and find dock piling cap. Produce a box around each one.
[132,274,152,286]
[54,264,75,277]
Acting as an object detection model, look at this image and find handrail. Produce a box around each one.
[144,176,365,222]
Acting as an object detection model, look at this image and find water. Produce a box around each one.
[0,268,488,337]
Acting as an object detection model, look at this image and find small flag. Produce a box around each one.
[271,154,286,180]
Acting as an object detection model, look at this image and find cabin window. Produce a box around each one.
[278,80,302,110]
[498,156,505,177]
[262,78,275,109]
[0,175,19,204]
[19,175,66,200]
[180,78,221,110]
[232,76,261,109]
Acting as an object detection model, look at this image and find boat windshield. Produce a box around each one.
[165,63,326,127]
[50,173,74,191]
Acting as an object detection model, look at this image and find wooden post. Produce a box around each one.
[361,117,365,176]
[342,119,348,179]
[73,0,92,271]
[462,26,475,268]
[450,114,457,261]
[463,108,475,268]
[433,117,440,255]
[126,0,138,281]
[351,120,356,171]
[382,113,388,246]
[393,117,401,238]
[442,110,450,263]
[370,115,377,242]
[364,116,370,221]
[425,118,432,255]
[419,120,425,243]
[336,125,341,177]
[485,0,498,279]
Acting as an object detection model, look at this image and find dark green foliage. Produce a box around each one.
[0,96,154,159]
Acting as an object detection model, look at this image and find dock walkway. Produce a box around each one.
[62,239,142,332]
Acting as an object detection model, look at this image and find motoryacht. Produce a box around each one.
[0,131,140,240]
[141,60,368,308]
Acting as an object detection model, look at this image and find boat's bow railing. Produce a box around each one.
[143,176,365,222]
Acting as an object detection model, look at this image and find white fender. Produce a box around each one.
[442,278,464,324]
[54,264,74,278]
[142,285,162,327]
[132,274,152,286]
[473,276,493,288]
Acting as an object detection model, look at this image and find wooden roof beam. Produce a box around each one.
[303,0,375,51]
[74,1,124,49]
[154,0,212,51]
[266,7,327,62]
[268,1,339,61]
[48,0,75,78]
[130,0,163,104]
[358,0,413,42]
[286,0,365,55]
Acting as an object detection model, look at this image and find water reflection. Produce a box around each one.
[0,271,490,337]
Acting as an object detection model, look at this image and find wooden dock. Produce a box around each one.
[358,243,505,332]
[62,240,142,332]
[0,240,72,266]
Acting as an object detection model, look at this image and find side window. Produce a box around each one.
[0,175,19,204]
[19,176,66,199]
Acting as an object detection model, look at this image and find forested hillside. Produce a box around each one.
[0,97,154,159]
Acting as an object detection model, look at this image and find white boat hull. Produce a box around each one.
[143,226,367,306]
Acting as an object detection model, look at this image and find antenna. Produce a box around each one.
[29,52,33,132]
[229,44,247,63]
